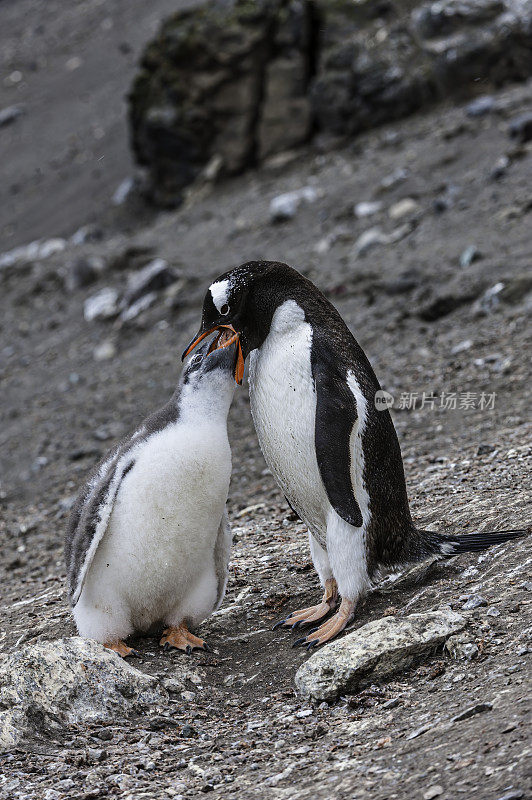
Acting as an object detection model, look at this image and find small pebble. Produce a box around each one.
[423,785,443,799]
[459,245,481,268]
[462,594,488,610]
[452,702,492,722]
[354,200,382,218]
[93,340,116,361]
[269,187,317,222]
[389,198,418,219]
[466,95,495,117]
[508,112,532,143]
[490,155,510,181]
[382,697,400,709]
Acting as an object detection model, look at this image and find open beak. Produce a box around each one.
[182,324,245,385]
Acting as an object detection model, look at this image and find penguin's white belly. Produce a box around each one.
[78,422,231,632]
[249,302,330,545]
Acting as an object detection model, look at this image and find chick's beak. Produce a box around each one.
[182,324,245,385]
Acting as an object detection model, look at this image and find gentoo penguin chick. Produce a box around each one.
[65,335,239,657]
[184,261,527,648]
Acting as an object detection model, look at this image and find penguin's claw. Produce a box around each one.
[289,599,356,649]
[159,624,209,654]
[104,640,139,659]
[273,600,334,630]
[273,579,339,631]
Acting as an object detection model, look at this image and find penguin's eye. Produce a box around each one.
[220,303,230,316]
[191,354,202,367]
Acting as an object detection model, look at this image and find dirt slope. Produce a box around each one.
[0,74,531,799]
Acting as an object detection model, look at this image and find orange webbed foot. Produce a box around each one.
[104,640,140,658]
[293,598,356,649]
[273,578,338,630]
[159,623,211,654]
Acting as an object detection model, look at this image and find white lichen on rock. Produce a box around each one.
[295,609,466,702]
[0,638,168,751]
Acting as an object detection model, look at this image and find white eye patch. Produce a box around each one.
[209,279,230,313]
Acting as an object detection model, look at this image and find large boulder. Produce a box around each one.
[128,0,532,205]
[295,608,466,702]
[311,0,532,136]
[129,0,315,206]
[0,638,168,751]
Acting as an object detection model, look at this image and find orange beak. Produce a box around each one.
[182,324,245,385]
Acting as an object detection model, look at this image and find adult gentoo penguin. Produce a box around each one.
[65,335,239,657]
[183,261,526,648]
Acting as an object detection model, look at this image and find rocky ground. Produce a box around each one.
[0,60,531,800]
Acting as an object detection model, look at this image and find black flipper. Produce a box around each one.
[311,335,363,529]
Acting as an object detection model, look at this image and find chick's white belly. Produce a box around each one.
[249,332,329,545]
[81,423,231,631]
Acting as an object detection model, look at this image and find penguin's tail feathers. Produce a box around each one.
[419,527,529,558]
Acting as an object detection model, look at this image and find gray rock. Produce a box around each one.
[120,292,158,322]
[0,238,67,269]
[112,177,135,206]
[406,723,433,740]
[472,281,504,316]
[508,112,532,143]
[462,593,488,609]
[389,198,419,220]
[412,0,504,39]
[490,155,510,181]
[452,702,492,722]
[353,227,389,257]
[129,0,315,207]
[0,638,167,751]
[83,287,120,321]
[93,340,117,361]
[0,105,26,128]
[70,225,103,245]
[445,631,479,660]
[354,201,383,218]
[466,94,495,117]
[451,339,473,355]
[129,0,532,205]
[269,187,318,222]
[459,245,482,268]
[295,609,465,702]
[312,0,532,139]
[423,786,443,800]
[123,258,180,307]
[353,223,412,258]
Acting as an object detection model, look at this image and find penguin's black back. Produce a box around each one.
[239,262,419,574]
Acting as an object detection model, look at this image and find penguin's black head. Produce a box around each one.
[182,261,309,383]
